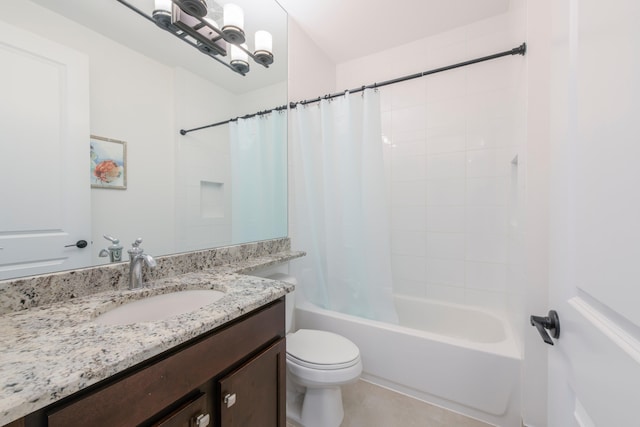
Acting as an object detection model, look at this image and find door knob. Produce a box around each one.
[530,310,560,345]
[65,240,88,249]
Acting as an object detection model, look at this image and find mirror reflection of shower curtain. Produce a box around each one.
[230,111,287,244]
[291,90,398,323]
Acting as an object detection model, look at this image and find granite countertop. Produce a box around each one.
[0,250,303,425]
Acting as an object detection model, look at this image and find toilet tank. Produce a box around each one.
[266,273,296,334]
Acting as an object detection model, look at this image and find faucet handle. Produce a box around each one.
[103,234,120,245]
[132,238,143,248]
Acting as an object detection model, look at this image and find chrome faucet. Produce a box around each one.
[127,238,157,289]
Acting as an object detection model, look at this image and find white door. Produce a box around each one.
[0,21,91,280]
[546,0,640,425]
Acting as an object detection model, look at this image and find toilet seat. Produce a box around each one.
[287,329,360,370]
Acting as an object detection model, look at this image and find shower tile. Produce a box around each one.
[426,232,465,260]
[380,89,393,112]
[466,88,517,121]
[392,181,427,206]
[426,259,465,286]
[392,231,427,256]
[391,206,427,231]
[426,97,467,128]
[426,124,466,154]
[466,148,512,178]
[466,234,507,263]
[391,78,427,110]
[465,261,508,291]
[427,206,465,233]
[391,138,427,157]
[467,50,518,94]
[392,128,427,145]
[381,111,392,134]
[392,154,427,181]
[425,68,466,102]
[392,255,427,282]
[467,117,519,150]
[426,178,465,206]
[465,206,508,235]
[466,176,509,206]
[392,104,427,133]
[426,152,466,180]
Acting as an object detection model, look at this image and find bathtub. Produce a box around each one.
[295,294,521,426]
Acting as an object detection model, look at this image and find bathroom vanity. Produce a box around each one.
[20,300,285,427]
[0,242,303,427]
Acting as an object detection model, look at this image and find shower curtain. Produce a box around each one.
[230,111,287,244]
[291,90,398,323]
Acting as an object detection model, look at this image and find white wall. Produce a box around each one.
[336,11,527,319]
[523,0,552,425]
[286,17,336,245]
[287,19,336,102]
[174,68,237,252]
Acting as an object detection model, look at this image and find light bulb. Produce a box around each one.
[254,30,274,65]
[152,0,172,28]
[222,3,245,44]
[230,43,249,74]
[255,31,272,53]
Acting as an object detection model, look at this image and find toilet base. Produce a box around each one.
[287,385,344,427]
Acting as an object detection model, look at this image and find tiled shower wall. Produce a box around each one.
[337,9,526,316]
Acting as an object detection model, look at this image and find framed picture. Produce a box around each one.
[90,135,127,189]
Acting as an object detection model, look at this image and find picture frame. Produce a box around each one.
[90,135,127,190]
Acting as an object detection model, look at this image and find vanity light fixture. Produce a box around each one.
[118,0,274,76]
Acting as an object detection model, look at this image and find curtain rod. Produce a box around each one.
[179,42,526,135]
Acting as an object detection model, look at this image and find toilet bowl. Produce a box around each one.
[266,274,362,427]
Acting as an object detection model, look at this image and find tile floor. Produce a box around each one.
[286,379,492,427]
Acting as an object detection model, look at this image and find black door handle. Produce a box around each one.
[530,310,560,345]
[65,240,88,249]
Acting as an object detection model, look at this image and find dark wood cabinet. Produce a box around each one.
[15,299,285,427]
[219,339,286,427]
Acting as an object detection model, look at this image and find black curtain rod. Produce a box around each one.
[179,42,526,135]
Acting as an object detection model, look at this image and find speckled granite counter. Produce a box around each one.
[0,248,304,425]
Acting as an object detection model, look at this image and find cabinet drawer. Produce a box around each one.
[152,392,209,427]
[47,300,284,427]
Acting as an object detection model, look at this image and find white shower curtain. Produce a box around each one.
[230,111,287,244]
[291,90,398,323]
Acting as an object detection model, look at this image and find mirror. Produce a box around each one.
[0,0,288,280]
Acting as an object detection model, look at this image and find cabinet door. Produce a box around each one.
[219,339,286,427]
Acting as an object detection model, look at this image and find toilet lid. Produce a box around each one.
[287,329,360,369]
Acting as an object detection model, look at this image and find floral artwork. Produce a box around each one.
[90,135,127,189]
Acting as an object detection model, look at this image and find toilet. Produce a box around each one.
[267,274,362,427]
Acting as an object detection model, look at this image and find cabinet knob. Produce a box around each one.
[223,393,237,408]
[194,413,210,427]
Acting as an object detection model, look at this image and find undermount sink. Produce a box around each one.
[94,290,226,326]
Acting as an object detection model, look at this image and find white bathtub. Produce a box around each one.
[295,294,521,427]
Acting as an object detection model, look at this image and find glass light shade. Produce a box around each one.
[152,0,173,28]
[254,31,273,53]
[230,43,250,74]
[230,43,249,62]
[154,0,172,13]
[223,4,244,30]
